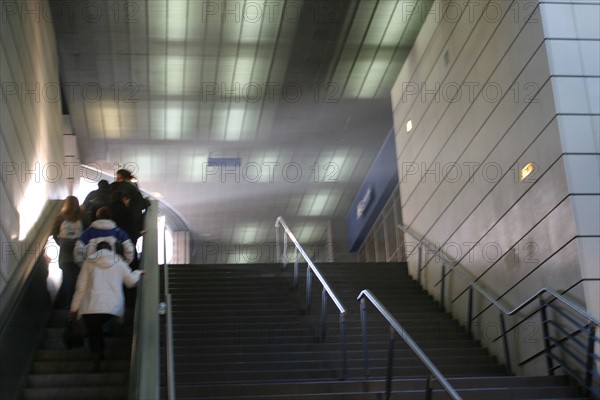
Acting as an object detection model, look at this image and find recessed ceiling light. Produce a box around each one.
[151,192,163,198]
[406,120,413,133]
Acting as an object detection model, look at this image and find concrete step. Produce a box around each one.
[31,359,130,374]
[160,263,587,399]
[22,386,128,400]
[171,347,492,362]
[170,330,473,346]
[34,347,131,361]
[169,363,507,384]
[170,354,500,373]
[21,305,135,400]
[166,375,583,399]
[26,372,128,388]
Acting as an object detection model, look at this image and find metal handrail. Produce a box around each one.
[275,217,346,314]
[357,290,462,400]
[128,201,160,400]
[397,223,599,393]
[275,216,347,379]
[162,223,176,400]
[0,200,61,400]
[0,200,61,325]
[397,223,600,325]
[128,277,143,399]
[496,278,600,342]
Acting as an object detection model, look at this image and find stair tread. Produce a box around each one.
[159,263,587,399]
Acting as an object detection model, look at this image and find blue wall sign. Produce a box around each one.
[346,129,398,252]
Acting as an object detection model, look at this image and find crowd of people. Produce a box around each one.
[51,169,149,372]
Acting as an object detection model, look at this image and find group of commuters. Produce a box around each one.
[51,169,149,372]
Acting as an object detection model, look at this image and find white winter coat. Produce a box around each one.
[70,248,143,318]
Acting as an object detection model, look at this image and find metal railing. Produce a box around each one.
[0,200,61,400]
[397,223,600,397]
[275,216,347,379]
[129,201,160,400]
[357,290,462,400]
[0,200,61,324]
[162,222,176,400]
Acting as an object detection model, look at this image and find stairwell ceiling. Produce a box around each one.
[51,0,432,261]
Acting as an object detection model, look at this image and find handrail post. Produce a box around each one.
[339,313,347,380]
[283,234,288,268]
[275,222,280,264]
[440,264,446,310]
[276,217,348,384]
[467,287,473,337]
[499,313,512,374]
[358,290,463,400]
[425,375,433,400]
[585,323,596,396]
[306,267,312,313]
[417,243,422,285]
[360,298,370,379]
[396,223,600,397]
[539,294,554,375]
[320,288,328,342]
[165,293,176,400]
[385,326,395,400]
[293,248,299,289]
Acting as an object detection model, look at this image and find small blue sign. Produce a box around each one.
[346,129,398,251]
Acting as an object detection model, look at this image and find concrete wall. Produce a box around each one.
[390,0,599,375]
[540,0,600,327]
[0,0,66,295]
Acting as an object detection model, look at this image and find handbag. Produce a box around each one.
[63,316,85,349]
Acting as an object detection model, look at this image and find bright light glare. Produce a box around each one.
[158,216,173,265]
[45,236,62,300]
[18,182,47,240]
[75,177,99,204]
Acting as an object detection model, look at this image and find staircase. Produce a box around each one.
[162,262,589,399]
[19,308,133,399]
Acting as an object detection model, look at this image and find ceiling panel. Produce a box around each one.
[51,0,432,262]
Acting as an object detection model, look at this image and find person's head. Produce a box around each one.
[98,179,109,190]
[96,206,112,220]
[61,196,81,220]
[96,241,112,251]
[115,169,133,182]
[62,195,79,211]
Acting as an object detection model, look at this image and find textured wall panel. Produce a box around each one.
[391,0,598,375]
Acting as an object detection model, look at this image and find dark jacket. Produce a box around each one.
[82,187,111,222]
[109,181,149,243]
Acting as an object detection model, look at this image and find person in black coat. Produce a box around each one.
[109,169,149,268]
[82,179,110,223]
